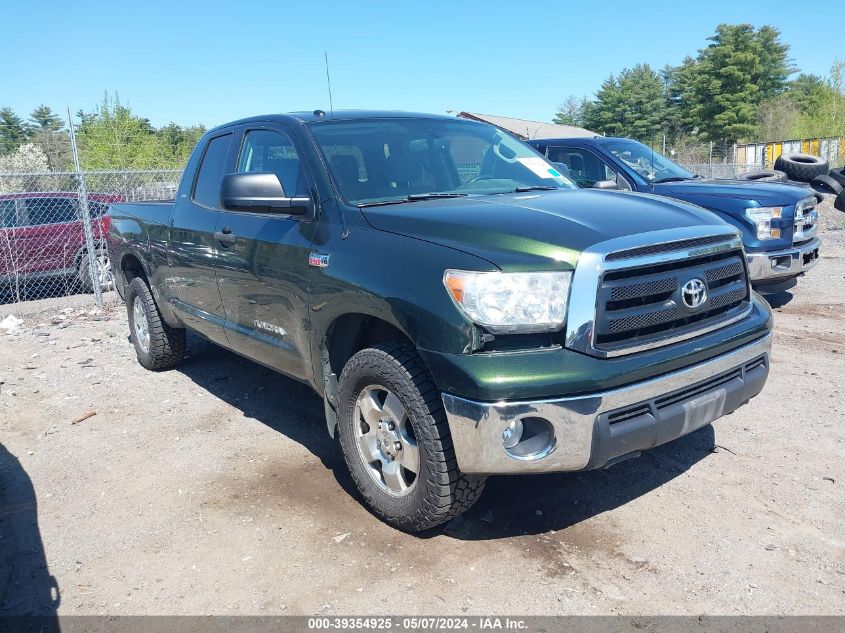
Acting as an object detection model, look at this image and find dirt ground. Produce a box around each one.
[1,199,843,616]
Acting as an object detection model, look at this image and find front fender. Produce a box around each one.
[308,227,497,394]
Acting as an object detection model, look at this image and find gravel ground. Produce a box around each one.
[1,199,843,616]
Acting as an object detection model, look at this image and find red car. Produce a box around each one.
[0,192,121,295]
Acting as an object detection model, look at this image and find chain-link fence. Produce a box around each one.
[0,169,180,309]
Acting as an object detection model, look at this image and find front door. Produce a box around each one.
[167,131,233,346]
[214,125,317,382]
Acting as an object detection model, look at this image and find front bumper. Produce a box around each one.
[441,332,772,474]
[746,238,820,284]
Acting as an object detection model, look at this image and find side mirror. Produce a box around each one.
[220,173,311,214]
[592,179,619,190]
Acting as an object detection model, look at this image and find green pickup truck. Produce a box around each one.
[107,111,773,531]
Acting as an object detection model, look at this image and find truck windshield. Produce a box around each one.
[308,117,576,205]
[604,140,696,183]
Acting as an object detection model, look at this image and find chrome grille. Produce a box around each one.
[794,197,818,245]
[594,249,750,352]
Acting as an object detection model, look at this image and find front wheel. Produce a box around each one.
[337,342,486,532]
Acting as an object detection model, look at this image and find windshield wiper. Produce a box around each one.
[512,185,559,192]
[652,176,690,184]
[405,192,468,200]
[357,192,467,208]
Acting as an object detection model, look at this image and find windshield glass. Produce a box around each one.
[308,117,576,205]
[604,140,695,183]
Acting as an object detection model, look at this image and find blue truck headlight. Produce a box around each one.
[443,270,572,334]
[744,206,783,240]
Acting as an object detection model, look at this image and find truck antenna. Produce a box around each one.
[324,52,335,119]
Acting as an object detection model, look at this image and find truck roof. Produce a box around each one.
[530,136,626,145]
[209,110,456,133]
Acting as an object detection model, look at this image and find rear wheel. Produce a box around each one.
[125,277,185,370]
[337,342,486,531]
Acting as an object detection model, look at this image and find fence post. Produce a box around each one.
[709,142,714,179]
[67,107,103,307]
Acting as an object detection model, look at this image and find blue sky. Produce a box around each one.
[3,0,842,128]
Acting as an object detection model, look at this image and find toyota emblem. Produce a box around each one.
[681,278,707,310]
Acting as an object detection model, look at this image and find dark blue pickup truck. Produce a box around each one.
[528,137,821,294]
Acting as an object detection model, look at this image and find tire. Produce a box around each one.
[811,174,844,196]
[739,169,787,182]
[774,153,829,182]
[336,342,486,531]
[835,190,845,212]
[827,169,845,188]
[125,277,186,370]
[77,250,113,293]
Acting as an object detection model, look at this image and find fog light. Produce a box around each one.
[502,419,523,449]
[502,417,556,461]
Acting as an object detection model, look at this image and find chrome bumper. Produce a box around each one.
[746,238,820,283]
[441,333,772,474]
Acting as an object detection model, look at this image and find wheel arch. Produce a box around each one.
[317,309,420,438]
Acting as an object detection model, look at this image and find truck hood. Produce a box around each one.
[654,179,814,207]
[360,189,729,271]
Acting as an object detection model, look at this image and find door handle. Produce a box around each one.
[214,227,236,246]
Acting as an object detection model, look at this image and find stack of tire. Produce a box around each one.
[772,153,845,212]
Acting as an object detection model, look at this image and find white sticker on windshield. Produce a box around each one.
[517,157,562,179]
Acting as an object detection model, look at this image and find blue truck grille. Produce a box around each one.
[595,248,750,351]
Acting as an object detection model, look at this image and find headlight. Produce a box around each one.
[744,206,783,240]
[443,270,571,334]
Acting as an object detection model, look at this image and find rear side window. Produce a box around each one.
[23,197,79,225]
[0,200,17,228]
[193,133,232,208]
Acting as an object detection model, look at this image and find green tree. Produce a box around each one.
[662,58,700,137]
[76,93,170,169]
[686,24,793,144]
[157,122,206,166]
[0,107,33,155]
[27,105,72,170]
[29,105,64,132]
[789,62,845,139]
[787,73,833,115]
[583,64,667,140]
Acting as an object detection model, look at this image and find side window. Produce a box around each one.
[193,133,233,208]
[237,129,307,197]
[0,200,17,228]
[23,197,78,225]
[547,147,622,188]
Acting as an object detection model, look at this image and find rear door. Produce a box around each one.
[213,124,317,381]
[16,196,82,275]
[167,131,233,346]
